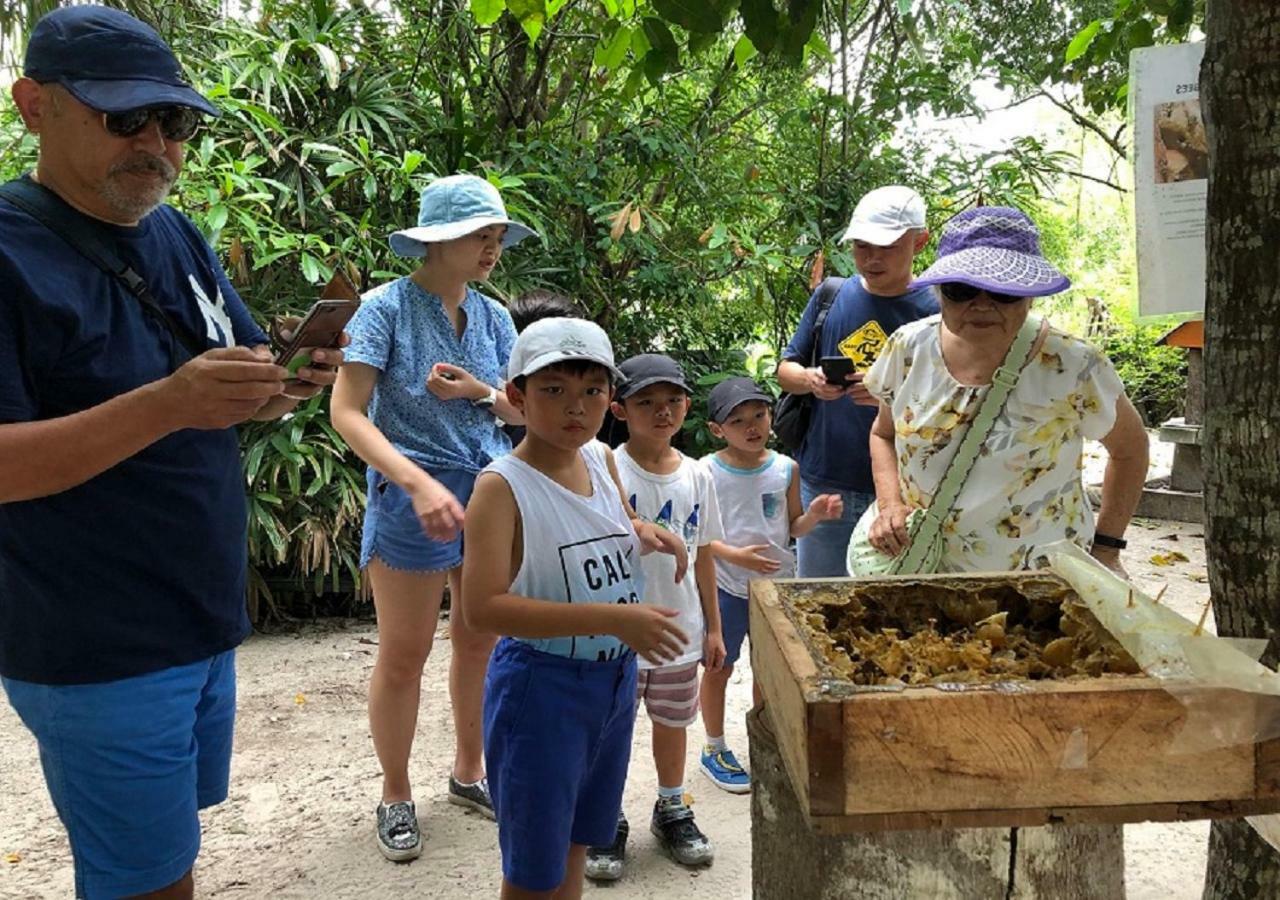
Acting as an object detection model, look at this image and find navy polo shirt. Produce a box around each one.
[0,191,269,685]
[783,277,938,493]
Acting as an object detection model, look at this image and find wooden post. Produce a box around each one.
[748,706,1125,899]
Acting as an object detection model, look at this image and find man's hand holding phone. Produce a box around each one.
[819,355,875,407]
[273,299,356,400]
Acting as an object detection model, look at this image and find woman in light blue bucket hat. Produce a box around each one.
[331,173,538,861]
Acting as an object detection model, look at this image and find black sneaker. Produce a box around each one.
[585,813,630,881]
[650,798,714,866]
[447,775,496,821]
[376,800,422,862]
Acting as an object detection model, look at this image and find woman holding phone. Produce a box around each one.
[331,174,535,862]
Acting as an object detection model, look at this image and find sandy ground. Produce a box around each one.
[1,438,1228,899]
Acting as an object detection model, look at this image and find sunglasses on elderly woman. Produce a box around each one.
[102,106,202,142]
[939,283,1026,305]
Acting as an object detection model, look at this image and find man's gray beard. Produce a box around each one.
[98,155,177,221]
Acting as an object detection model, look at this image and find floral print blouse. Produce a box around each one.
[863,314,1126,572]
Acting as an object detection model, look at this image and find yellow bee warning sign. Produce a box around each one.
[837,320,888,370]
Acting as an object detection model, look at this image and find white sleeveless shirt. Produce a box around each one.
[483,441,644,662]
[701,451,797,597]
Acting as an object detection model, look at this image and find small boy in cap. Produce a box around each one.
[585,354,726,880]
[697,377,843,792]
[461,319,689,898]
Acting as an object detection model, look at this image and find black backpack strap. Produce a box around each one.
[807,276,846,365]
[0,177,205,363]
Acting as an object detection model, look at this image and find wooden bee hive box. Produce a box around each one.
[749,572,1280,833]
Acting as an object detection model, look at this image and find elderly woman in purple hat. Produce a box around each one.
[860,206,1149,575]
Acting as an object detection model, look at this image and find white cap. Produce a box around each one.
[840,185,927,245]
[507,317,625,382]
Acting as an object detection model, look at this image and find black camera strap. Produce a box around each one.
[0,177,205,366]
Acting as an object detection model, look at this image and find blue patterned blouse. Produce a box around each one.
[344,278,517,473]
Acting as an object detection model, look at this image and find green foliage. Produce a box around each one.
[1063,0,1205,115]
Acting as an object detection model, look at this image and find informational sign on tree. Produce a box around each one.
[1132,42,1207,319]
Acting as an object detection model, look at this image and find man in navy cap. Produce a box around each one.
[0,7,343,898]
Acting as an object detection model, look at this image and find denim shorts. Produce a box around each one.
[484,638,637,892]
[796,477,875,577]
[718,588,751,666]
[359,466,476,572]
[2,651,236,899]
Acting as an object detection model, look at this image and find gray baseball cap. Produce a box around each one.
[506,317,624,382]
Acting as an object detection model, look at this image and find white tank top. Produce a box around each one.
[701,451,797,597]
[483,441,644,661]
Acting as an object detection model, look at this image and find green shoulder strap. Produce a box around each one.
[891,315,1044,575]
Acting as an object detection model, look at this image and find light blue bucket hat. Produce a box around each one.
[389,173,539,257]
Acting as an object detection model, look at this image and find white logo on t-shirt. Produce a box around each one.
[189,274,234,347]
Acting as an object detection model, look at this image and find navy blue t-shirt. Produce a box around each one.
[0,193,269,685]
[783,278,938,493]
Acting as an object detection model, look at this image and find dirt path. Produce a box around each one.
[0,517,1220,899]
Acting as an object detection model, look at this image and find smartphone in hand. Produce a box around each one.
[819,355,856,385]
[274,269,360,381]
[274,300,358,377]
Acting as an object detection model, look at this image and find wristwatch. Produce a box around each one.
[1091,532,1127,550]
[472,386,499,410]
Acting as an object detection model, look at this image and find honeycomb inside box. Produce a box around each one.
[783,574,1141,687]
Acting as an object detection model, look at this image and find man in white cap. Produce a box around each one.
[776,185,936,576]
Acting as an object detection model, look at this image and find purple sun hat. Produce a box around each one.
[912,206,1070,297]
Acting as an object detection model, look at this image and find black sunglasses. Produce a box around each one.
[102,106,202,142]
[939,282,1026,305]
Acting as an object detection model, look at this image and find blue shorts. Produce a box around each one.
[719,588,751,666]
[483,638,637,892]
[360,466,476,571]
[797,477,875,577]
[2,651,236,899]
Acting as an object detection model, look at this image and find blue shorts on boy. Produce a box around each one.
[2,651,236,899]
[702,450,797,664]
[484,639,636,890]
[360,467,476,571]
[717,588,751,666]
[482,441,644,889]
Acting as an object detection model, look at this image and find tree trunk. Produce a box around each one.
[1200,2,1280,898]
[748,707,1124,899]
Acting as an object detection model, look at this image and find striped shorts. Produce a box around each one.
[635,660,701,728]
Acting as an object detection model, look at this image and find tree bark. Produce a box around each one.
[1200,2,1280,898]
[748,707,1124,899]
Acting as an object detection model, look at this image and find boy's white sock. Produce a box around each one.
[705,735,727,753]
[657,784,684,803]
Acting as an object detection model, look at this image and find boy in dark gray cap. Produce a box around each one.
[697,377,842,792]
[586,353,726,880]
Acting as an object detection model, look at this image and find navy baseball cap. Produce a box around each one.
[24,5,219,117]
[707,376,772,423]
[616,354,691,401]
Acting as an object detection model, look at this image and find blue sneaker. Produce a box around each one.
[700,745,751,794]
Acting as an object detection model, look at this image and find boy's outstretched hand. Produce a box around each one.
[635,521,689,583]
[617,605,688,666]
[729,543,782,574]
[703,630,726,672]
[808,493,844,521]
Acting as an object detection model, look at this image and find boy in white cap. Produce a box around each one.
[776,185,937,578]
[461,318,689,899]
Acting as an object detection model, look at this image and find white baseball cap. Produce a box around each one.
[840,185,927,246]
[507,317,625,381]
